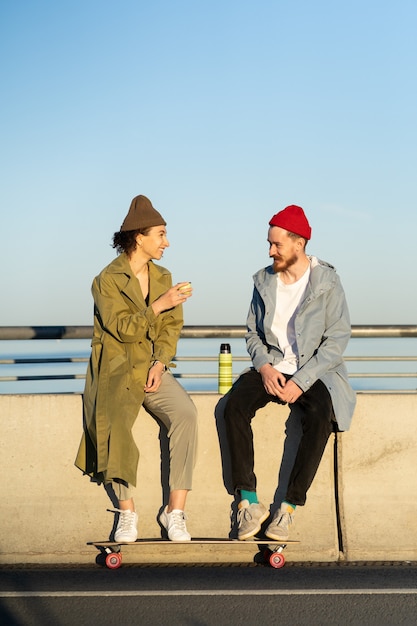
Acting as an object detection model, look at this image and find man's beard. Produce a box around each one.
[273,253,298,273]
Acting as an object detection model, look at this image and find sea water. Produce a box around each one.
[0,337,416,395]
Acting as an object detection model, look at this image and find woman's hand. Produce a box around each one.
[151,282,193,316]
[144,361,166,393]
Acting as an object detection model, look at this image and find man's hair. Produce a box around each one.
[112,227,152,256]
[287,230,308,248]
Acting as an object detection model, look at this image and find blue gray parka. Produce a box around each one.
[246,256,356,431]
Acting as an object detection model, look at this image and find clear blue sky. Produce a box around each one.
[1,0,416,326]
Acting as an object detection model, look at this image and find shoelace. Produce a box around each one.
[111,508,135,531]
[168,510,187,530]
[237,507,253,527]
[275,511,292,529]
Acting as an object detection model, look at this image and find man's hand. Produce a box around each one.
[259,364,303,404]
[276,378,303,404]
[259,364,286,396]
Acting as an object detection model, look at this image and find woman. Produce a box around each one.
[75,195,198,542]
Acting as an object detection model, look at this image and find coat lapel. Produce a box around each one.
[148,261,169,301]
[107,253,145,311]
[107,254,169,311]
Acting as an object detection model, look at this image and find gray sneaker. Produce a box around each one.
[237,500,269,540]
[265,503,295,541]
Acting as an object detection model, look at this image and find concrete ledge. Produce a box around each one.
[1,393,415,565]
[338,394,417,561]
[1,394,336,565]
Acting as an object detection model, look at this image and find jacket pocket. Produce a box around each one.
[109,353,128,374]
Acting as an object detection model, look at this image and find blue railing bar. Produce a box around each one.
[347,373,417,378]
[0,358,89,364]
[1,375,87,382]
[1,372,416,383]
[344,356,417,362]
[174,373,416,380]
[1,355,416,366]
[1,325,417,340]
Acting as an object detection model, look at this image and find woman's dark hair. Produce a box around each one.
[112,227,152,256]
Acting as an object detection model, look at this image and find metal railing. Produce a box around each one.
[0,325,416,394]
[1,324,417,340]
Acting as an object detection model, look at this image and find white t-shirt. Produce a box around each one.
[271,266,310,374]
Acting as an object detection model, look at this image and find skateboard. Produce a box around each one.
[89,537,299,570]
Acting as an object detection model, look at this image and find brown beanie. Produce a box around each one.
[120,195,167,231]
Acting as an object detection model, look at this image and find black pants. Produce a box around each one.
[224,369,336,506]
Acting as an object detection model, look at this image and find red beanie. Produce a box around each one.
[269,205,311,240]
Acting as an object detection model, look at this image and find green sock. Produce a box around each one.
[283,500,296,511]
[240,489,258,505]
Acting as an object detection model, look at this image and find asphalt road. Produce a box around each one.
[1,562,417,626]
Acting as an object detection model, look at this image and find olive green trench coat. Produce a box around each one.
[74,253,183,486]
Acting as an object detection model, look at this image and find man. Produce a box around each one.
[224,204,356,541]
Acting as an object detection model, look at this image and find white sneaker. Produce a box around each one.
[159,506,191,541]
[114,509,138,542]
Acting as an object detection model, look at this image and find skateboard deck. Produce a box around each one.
[89,538,299,569]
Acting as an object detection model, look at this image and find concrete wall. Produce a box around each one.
[0,393,415,565]
[338,394,417,561]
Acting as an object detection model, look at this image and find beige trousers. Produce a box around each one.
[112,370,198,501]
